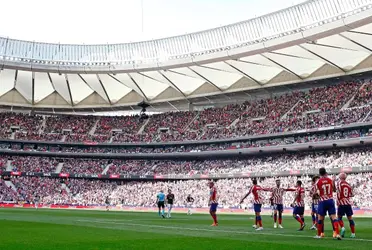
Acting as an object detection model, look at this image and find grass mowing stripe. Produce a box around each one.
[77,219,372,242]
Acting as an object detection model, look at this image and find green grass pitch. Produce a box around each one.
[0,208,371,250]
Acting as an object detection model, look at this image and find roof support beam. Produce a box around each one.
[347,30,372,36]
[156,71,189,101]
[305,41,359,52]
[262,54,303,80]
[223,61,264,86]
[269,51,310,60]
[167,101,179,111]
[96,74,113,105]
[64,74,74,106]
[186,67,223,92]
[298,44,346,73]
[339,34,372,53]
[31,72,35,105]
[47,73,56,91]
[13,70,18,89]
[127,73,149,101]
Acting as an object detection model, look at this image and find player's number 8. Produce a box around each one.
[343,187,349,198]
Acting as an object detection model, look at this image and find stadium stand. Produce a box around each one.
[0,79,370,143]
[1,78,372,210]
[0,146,371,175]
[4,173,372,209]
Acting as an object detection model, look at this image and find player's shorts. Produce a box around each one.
[337,205,353,217]
[293,206,304,215]
[158,201,165,208]
[254,204,262,213]
[312,203,318,213]
[273,204,283,212]
[210,203,218,212]
[317,199,336,217]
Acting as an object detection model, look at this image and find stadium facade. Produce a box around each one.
[0,0,372,112]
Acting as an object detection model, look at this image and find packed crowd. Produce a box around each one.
[0,180,18,202]
[65,134,110,143]
[150,147,372,176]
[15,132,63,142]
[0,112,43,133]
[2,173,371,209]
[9,157,58,173]
[0,79,369,143]
[350,80,372,108]
[62,159,108,175]
[12,177,67,203]
[0,146,371,175]
[289,81,361,114]
[96,115,144,135]
[0,156,7,171]
[208,106,370,140]
[44,115,97,134]
[4,128,363,155]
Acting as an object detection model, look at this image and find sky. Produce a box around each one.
[0,0,306,44]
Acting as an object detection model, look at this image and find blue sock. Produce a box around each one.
[162,210,165,215]
[158,210,161,216]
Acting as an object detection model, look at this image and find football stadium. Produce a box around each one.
[2,0,372,249]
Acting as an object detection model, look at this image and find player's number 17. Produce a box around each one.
[322,184,331,194]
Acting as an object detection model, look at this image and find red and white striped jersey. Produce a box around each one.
[294,187,305,207]
[310,184,319,205]
[249,185,264,204]
[270,187,295,205]
[336,180,353,206]
[315,177,334,202]
[209,186,218,204]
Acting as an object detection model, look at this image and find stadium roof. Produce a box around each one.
[1,0,372,112]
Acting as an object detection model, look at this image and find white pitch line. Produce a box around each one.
[77,219,372,242]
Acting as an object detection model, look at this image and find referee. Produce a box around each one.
[156,190,166,218]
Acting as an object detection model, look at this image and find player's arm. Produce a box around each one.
[261,187,272,192]
[285,188,296,192]
[208,193,214,205]
[332,176,337,192]
[292,191,299,205]
[240,188,251,204]
[310,187,318,199]
[350,186,354,197]
[156,194,159,204]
